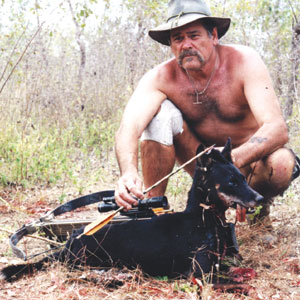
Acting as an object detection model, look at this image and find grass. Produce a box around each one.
[0,115,119,190]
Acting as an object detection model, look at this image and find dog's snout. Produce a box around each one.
[255,192,264,203]
[242,189,264,209]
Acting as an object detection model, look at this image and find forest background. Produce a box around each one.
[0,0,300,299]
[0,0,299,190]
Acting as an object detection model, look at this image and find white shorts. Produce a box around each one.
[140,100,183,146]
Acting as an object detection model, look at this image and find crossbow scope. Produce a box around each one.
[98,195,169,213]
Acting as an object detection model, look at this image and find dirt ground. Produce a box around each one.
[0,181,300,300]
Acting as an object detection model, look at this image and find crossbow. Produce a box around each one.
[9,190,170,261]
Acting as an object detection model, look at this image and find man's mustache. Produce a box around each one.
[178,50,204,66]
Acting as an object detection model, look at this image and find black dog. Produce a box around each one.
[1,139,263,282]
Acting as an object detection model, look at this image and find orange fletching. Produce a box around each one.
[76,207,123,239]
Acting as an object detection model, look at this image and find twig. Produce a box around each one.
[222,0,227,17]
[287,0,298,23]
[0,24,44,95]
[0,227,63,247]
[0,25,27,83]
[0,196,11,208]
[0,0,67,95]
[143,145,215,194]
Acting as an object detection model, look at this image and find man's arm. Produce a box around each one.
[232,46,288,168]
[115,68,167,209]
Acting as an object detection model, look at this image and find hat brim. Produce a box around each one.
[149,14,231,46]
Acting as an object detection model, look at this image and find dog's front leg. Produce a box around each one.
[191,247,216,279]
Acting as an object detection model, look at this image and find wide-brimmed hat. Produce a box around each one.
[149,0,231,46]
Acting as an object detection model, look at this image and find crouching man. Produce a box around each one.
[114,0,299,224]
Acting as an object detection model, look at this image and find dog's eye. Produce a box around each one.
[228,178,239,187]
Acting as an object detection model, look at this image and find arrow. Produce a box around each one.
[78,145,215,237]
[143,144,215,194]
[76,207,123,239]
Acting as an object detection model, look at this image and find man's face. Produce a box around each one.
[170,21,218,71]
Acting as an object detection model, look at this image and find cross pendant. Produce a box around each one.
[193,92,203,105]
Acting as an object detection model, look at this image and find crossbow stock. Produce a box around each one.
[9,190,170,261]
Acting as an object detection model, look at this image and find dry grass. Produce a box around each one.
[1,179,300,300]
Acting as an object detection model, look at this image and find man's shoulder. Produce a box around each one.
[136,58,178,92]
[154,58,178,73]
[219,44,263,73]
[220,44,261,59]
[145,58,179,82]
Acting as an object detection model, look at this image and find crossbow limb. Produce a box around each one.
[8,190,171,261]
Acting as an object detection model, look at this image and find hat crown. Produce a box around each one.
[149,0,231,46]
[167,0,212,21]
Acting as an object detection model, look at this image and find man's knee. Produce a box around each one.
[140,100,183,146]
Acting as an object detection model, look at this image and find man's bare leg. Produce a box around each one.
[140,140,175,197]
[174,121,202,176]
[141,121,201,197]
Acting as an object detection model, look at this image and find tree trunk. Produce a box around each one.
[285,20,300,118]
[67,0,86,111]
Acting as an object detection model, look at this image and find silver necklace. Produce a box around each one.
[185,55,218,104]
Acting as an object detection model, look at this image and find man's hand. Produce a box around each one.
[115,173,144,210]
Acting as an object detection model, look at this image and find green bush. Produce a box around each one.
[0,115,119,187]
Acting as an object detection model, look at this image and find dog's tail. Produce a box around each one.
[1,257,49,281]
[1,251,62,282]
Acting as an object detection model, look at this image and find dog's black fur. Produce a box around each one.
[1,139,263,282]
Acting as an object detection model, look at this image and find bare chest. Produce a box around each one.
[167,79,249,124]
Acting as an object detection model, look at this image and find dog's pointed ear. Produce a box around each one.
[196,144,212,168]
[221,137,233,163]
